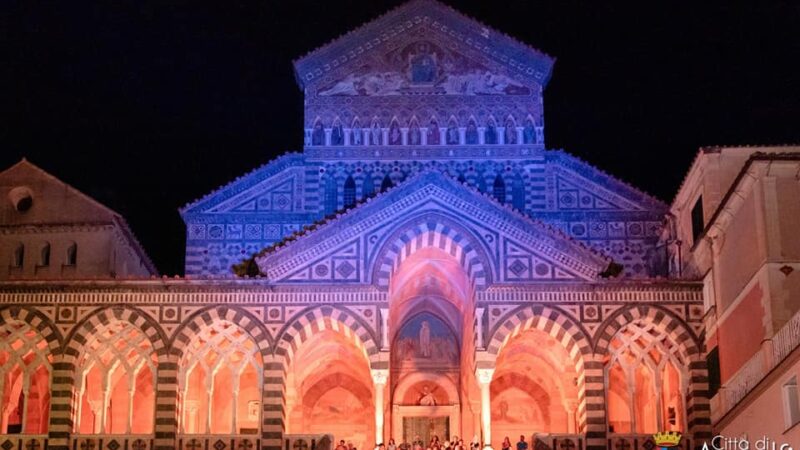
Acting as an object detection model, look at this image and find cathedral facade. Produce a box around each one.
[7,1,800,450]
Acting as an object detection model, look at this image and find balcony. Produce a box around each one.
[712,307,800,422]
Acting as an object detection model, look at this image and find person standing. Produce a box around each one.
[515,436,528,450]
[501,437,511,450]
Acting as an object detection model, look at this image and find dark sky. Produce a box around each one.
[5,1,800,275]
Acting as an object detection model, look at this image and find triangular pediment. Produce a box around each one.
[179,154,306,216]
[293,0,555,93]
[255,171,611,286]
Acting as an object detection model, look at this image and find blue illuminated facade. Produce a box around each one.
[179,0,668,280]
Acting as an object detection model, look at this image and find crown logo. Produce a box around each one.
[652,431,682,448]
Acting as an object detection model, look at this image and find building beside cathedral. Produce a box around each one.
[1,1,799,450]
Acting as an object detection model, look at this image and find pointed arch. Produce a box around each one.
[369,116,382,145]
[407,116,421,145]
[485,115,498,144]
[504,115,518,144]
[523,115,537,144]
[170,306,273,438]
[427,115,441,145]
[388,116,402,145]
[330,117,344,146]
[351,117,363,145]
[466,116,479,145]
[63,306,169,436]
[343,175,356,207]
[493,174,506,204]
[446,115,460,145]
[311,117,325,146]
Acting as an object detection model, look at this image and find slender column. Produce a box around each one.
[20,376,30,433]
[439,127,446,144]
[654,370,663,430]
[127,383,135,434]
[476,368,494,449]
[371,369,388,445]
[627,369,637,433]
[231,373,241,434]
[205,375,214,434]
[100,375,111,433]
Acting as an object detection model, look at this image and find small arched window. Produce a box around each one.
[324,176,337,215]
[344,176,356,207]
[380,174,394,193]
[66,242,77,266]
[39,242,50,267]
[493,175,506,204]
[12,243,24,268]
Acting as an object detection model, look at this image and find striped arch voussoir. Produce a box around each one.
[0,306,62,351]
[593,304,701,360]
[275,306,380,369]
[372,215,491,289]
[486,304,592,371]
[170,305,273,360]
[65,305,168,363]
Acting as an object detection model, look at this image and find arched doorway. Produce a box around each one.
[388,246,474,444]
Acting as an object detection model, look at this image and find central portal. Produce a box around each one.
[403,416,449,443]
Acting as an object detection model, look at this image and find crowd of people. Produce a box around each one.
[332,434,530,450]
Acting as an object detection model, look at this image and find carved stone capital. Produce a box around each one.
[371,369,389,386]
[475,368,495,385]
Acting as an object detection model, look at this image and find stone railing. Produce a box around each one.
[72,435,154,450]
[284,434,332,450]
[0,435,48,450]
[713,308,800,422]
[176,435,260,450]
[607,434,691,450]
[532,433,584,450]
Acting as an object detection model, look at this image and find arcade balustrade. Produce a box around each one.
[71,435,154,450]
[0,435,48,450]
[712,306,800,422]
[176,435,260,450]
[533,433,693,450]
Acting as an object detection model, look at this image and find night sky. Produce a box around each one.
[5,1,800,275]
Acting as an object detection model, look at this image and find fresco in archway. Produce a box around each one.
[392,313,458,369]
